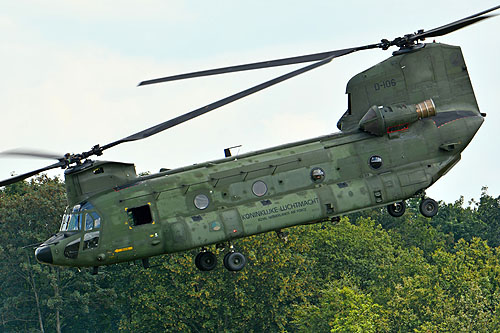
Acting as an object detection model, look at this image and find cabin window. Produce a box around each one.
[369,155,383,169]
[311,167,326,183]
[194,194,210,210]
[127,205,153,226]
[252,180,268,197]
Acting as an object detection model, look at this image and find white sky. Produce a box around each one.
[1,1,499,204]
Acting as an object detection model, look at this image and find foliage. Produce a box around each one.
[0,176,119,332]
[292,277,389,332]
[1,178,500,331]
[115,228,316,332]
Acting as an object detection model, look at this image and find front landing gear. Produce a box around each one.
[194,245,247,272]
[195,250,217,271]
[419,198,438,217]
[224,251,246,271]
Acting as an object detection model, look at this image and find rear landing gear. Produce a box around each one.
[386,197,439,218]
[387,201,406,217]
[419,198,438,217]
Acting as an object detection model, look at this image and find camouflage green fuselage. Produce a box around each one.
[42,43,484,267]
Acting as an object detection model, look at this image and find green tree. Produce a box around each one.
[387,238,500,331]
[3,178,500,332]
[0,176,119,332]
[293,278,389,332]
[116,227,317,332]
[477,187,500,247]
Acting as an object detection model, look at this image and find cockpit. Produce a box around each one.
[35,201,103,265]
[59,202,102,259]
[60,202,101,232]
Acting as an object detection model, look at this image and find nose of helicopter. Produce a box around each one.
[35,246,53,264]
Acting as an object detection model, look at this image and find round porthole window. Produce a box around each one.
[311,167,326,183]
[369,155,383,169]
[194,194,210,210]
[252,180,268,197]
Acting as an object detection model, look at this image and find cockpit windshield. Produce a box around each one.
[60,202,101,232]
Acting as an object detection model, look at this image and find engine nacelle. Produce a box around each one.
[358,99,436,136]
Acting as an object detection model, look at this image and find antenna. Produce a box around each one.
[224,145,242,157]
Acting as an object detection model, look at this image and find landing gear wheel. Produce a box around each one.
[223,252,246,271]
[387,201,406,217]
[195,252,202,269]
[419,198,438,217]
[195,251,217,271]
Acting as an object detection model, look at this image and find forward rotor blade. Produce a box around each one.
[102,54,338,151]
[138,45,378,86]
[0,148,63,160]
[0,161,66,187]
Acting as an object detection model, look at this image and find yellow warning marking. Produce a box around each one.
[115,246,133,253]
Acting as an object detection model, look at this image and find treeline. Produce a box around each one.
[1,176,500,332]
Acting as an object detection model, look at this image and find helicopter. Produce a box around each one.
[0,5,498,273]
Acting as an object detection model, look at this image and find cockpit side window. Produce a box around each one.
[64,239,80,259]
[91,212,101,228]
[85,214,93,231]
[83,231,99,250]
[83,211,101,250]
[84,212,102,230]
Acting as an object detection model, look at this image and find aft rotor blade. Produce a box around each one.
[138,45,378,86]
[415,5,500,41]
[0,148,63,160]
[446,4,500,23]
[0,161,66,187]
[102,55,338,151]
[417,14,497,41]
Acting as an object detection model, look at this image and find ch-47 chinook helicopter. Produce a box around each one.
[1,6,498,273]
